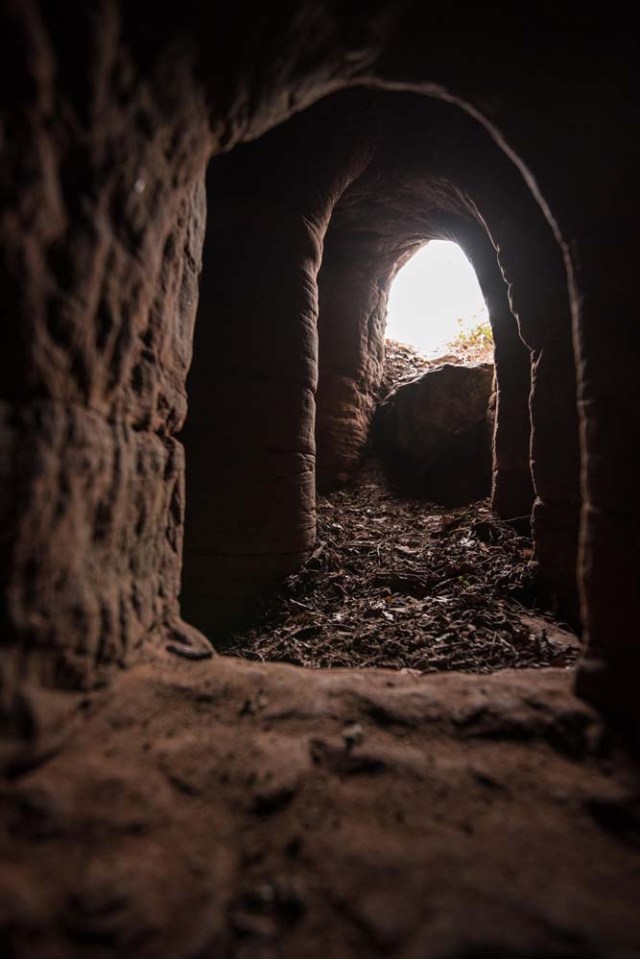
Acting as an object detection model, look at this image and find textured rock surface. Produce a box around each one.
[184,91,551,628]
[181,96,372,633]
[0,1,638,747]
[1,653,639,958]
[313,92,567,599]
[374,363,494,505]
[0,4,212,711]
[315,227,391,491]
[314,106,490,493]
[0,7,639,954]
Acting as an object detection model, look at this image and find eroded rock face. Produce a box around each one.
[0,2,638,737]
[374,363,494,505]
[0,4,212,712]
[2,652,639,958]
[181,95,373,633]
[313,92,567,596]
[0,6,639,957]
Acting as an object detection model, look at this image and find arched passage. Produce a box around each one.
[181,89,573,643]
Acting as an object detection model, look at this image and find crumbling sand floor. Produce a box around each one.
[226,458,579,674]
[2,653,640,958]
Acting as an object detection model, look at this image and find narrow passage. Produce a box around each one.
[227,343,580,673]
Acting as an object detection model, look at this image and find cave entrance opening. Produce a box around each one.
[386,240,492,360]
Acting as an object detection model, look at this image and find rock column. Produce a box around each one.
[0,4,211,746]
[181,98,370,634]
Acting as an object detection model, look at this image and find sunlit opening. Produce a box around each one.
[386,240,489,356]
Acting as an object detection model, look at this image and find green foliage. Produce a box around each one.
[447,318,493,360]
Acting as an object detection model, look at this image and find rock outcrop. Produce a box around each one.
[374,363,494,505]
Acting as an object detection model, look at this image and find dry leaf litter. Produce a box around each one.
[226,341,580,673]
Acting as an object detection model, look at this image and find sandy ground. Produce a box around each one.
[1,651,640,959]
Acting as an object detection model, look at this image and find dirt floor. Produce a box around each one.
[226,459,579,673]
[226,341,580,675]
[3,341,639,959]
[2,656,640,959]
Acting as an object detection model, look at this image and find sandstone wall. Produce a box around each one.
[0,1,637,735]
[315,231,391,491]
[314,94,567,600]
[0,3,212,721]
[451,221,535,521]
[181,97,372,633]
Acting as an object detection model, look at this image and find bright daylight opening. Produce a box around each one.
[386,240,490,357]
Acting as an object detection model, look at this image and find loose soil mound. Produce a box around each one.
[377,338,442,398]
[377,337,493,401]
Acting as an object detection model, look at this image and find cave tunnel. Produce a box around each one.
[2,4,640,958]
[182,89,572,644]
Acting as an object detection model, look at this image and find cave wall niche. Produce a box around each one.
[0,2,638,761]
